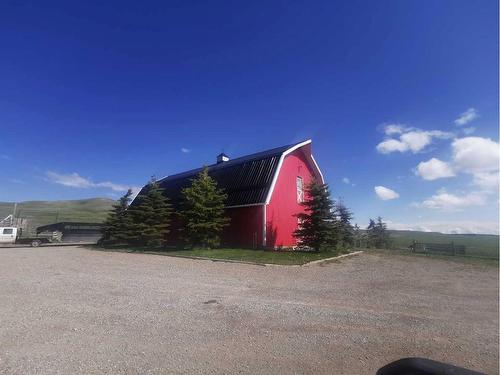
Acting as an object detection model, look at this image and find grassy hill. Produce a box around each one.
[389,230,499,259]
[0,198,115,234]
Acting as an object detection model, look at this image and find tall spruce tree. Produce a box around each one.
[128,178,173,247]
[101,189,134,245]
[366,218,377,248]
[335,200,354,247]
[352,223,362,248]
[293,180,338,252]
[180,167,229,248]
[366,216,391,248]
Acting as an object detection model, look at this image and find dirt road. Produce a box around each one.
[0,246,497,374]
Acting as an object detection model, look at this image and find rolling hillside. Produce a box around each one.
[0,198,115,234]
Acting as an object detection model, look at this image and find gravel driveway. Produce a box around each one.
[0,246,497,374]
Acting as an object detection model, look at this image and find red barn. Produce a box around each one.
[139,140,324,248]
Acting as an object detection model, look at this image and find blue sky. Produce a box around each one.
[1,1,498,233]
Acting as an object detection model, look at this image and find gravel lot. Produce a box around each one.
[0,246,497,374]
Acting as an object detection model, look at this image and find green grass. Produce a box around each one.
[388,230,499,259]
[95,246,345,265]
[164,248,346,265]
[0,198,115,235]
[366,248,499,267]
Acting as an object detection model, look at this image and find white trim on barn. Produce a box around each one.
[264,139,312,205]
[262,204,267,247]
[310,154,325,183]
[264,139,324,205]
[225,203,264,209]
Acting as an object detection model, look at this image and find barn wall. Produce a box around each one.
[166,205,263,248]
[266,148,318,248]
[166,216,183,246]
[222,205,263,248]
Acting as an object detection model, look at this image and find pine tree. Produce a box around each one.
[128,178,173,247]
[101,189,134,245]
[180,167,229,248]
[352,223,362,248]
[366,216,391,248]
[336,200,354,247]
[293,180,338,252]
[366,218,378,248]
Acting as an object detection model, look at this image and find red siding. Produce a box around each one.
[222,205,263,248]
[266,147,318,248]
[167,205,263,248]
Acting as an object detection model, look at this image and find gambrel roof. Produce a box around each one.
[134,139,322,208]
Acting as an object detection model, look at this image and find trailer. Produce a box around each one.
[36,222,103,243]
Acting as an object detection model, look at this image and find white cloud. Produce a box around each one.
[452,137,499,174]
[413,136,499,191]
[181,147,191,154]
[95,181,131,192]
[420,189,487,211]
[454,108,478,126]
[401,131,433,153]
[376,127,453,154]
[416,158,455,180]
[376,139,409,154]
[46,171,94,188]
[342,177,350,184]
[463,127,476,135]
[374,186,399,200]
[46,171,140,194]
[386,220,499,235]
[384,124,405,135]
[472,172,499,191]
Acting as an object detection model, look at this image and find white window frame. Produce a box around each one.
[296,176,304,203]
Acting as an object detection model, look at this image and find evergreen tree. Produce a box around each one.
[180,167,229,248]
[366,216,391,248]
[293,180,338,252]
[352,223,362,248]
[366,218,376,248]
[101,189,134,245]
[128,177,173,247]
[336,200,354,246]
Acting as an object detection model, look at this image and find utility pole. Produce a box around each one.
[11,202,17,226]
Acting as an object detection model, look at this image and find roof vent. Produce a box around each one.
[217,153,229,164]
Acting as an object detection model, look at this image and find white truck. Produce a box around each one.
[0,227,54,247]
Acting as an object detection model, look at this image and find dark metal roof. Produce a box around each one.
[136,141,307,207]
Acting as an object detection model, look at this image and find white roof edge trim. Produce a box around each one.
[310,154,325,183]
[225,203,264,209]
[264,139,312,204]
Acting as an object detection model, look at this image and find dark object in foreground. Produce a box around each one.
[377,358,485,375]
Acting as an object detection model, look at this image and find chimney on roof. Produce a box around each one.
[217,153,229,164]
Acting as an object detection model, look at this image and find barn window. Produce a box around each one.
[3,228,13,234]
[296,176,304,203]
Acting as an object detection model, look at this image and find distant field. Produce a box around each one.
[389,230,499,259]
[0,198,115,234]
